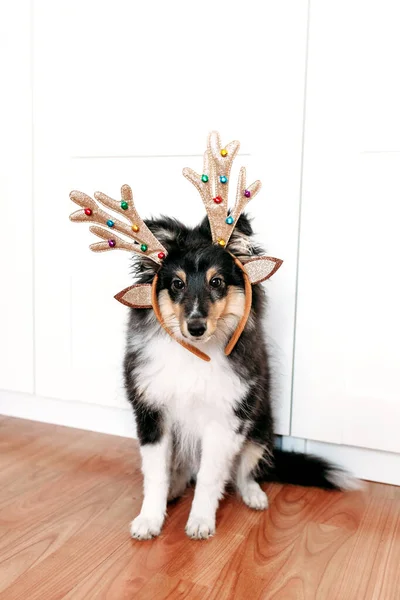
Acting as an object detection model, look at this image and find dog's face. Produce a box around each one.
[157,245,246,344]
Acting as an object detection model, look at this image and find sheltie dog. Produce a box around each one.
[124,213,355,540]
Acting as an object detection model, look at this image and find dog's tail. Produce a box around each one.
[257,449,360,491]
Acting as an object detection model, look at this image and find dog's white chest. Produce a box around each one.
[133,333,249,435]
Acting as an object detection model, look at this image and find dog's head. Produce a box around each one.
[135,213,258,344]
[158,246,245,343]
[70,132,284,359]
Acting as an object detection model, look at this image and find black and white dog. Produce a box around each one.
[124,213,353,540]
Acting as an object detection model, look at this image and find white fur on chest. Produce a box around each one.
[131,332,249,437]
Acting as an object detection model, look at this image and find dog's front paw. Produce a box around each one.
[130,514,164,540]
[241,483,269,510]
[185,515,215,540]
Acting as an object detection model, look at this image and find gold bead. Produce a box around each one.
[220,148,228,157]
[132,224,140,232]
[218,239,226,247]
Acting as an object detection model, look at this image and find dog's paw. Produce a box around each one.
[242,485,269,510]
[129,514,163,540]
[185,515,215,540]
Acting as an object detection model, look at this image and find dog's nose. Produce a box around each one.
[187,318,207,338]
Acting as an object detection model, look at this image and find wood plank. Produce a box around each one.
[134,574,208,600]
[0,483,130,596]
[0,417,399,600]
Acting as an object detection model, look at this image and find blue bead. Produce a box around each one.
[225,216,234,225]
[107,220,114,228]
[220,175,228,184]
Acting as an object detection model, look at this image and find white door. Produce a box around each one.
[0,2,34,394]
[31,0,309,435]
[292,1,400,454]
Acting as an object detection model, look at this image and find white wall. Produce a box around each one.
[1,0,308,437]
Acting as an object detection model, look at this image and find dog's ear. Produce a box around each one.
[226,214,254,259]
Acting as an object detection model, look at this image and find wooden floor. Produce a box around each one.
[0,417,399,600]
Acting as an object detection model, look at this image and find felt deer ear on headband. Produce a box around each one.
[69,131,283,362]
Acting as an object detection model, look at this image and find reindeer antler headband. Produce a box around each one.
[70,131,283,361]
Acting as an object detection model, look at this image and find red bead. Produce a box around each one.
[158,252,166,260]
[84,208,92,216]
[213,196,223,204]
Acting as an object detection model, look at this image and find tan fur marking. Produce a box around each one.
[160,270,187,328]
[205,292,231,337]
[176,270,187,284]
[158,289,181,329]
[223,287,245,319]
[158,289,191,339]
[206,267,220,282]
[240,442,266,475]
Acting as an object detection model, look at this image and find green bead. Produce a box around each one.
[140,244,148,252]
[201,174,209,183]
[121,201,129,210]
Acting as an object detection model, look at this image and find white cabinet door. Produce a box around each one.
[0,2,34,393]
[292,1,400,453]
[33,0,309,434]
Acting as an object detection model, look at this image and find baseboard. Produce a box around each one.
[281,435,306,453]
[1,390,399,487]
[281,435,400,486]
[0,389,137,438]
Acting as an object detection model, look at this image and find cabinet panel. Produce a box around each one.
[0,2,33,393]
[33,0,309,434]
[292,1,400,453]
[44,0,308,158]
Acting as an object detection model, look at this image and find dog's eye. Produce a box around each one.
[210,277,222,288]
[172,279,185,290]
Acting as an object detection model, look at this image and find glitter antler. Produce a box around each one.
[183,131,262,248]
[69,132,283,362]
[69,184,167,265]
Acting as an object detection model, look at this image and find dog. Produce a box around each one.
[124,213,355,540]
